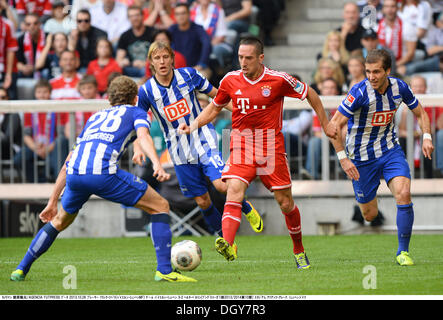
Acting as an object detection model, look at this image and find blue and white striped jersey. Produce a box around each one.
[137,67,218,165]
[338,77,418,162]
[67,104,151,175]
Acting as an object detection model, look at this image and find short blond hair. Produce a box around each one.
[107,76,138,106]
[147,41,175,74]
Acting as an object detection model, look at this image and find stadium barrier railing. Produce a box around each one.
[0,95,442,186]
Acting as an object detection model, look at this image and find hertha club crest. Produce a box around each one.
[261,85,271,97]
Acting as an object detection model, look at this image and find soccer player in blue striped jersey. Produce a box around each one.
[10,76,196,282]
[329,49,434,266]
[135,41,263,237]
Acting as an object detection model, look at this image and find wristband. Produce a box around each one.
[423,133,432,141]
[337,150,347,160]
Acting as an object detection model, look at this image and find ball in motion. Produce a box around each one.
[171,240,202,271]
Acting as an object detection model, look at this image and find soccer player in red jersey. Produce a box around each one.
[179,36,337,269]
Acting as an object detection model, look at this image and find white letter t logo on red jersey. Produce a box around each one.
[236,97,266,114]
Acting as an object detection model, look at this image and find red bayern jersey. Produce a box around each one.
[0,17,18,74]
[213,66,308,161]
[50,73,82,125]
[213,66,308,133]
[16,0,52,16]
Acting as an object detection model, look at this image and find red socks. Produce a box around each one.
[221,201,242,245]
[222,200,304,255]
[283,204,304,254]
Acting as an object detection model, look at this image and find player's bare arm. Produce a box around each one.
[411,102,434,159]
[177,101,224,134]
[329,111,360,181]
[136,127,170,182]
[306,87,338,139]
[40,151,72,223]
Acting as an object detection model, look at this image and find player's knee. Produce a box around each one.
[158,197,170,213]
[362,208,378,222]
[276,196,294,214]
[194,193,212,210]
[395,188,411,205]
[51,213,75,231]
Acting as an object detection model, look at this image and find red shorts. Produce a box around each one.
[221,151,292,191]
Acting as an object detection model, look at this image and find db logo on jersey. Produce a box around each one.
[371,110,396,126]
[164,98,190,122]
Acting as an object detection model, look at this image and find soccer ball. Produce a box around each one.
[171,240,202,271]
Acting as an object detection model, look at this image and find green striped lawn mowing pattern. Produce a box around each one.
[1,235,442,295]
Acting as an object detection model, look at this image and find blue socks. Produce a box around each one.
[17,222,59,274]
[396,203,414,256]
[150,213,173,274]
[201,204,223,236]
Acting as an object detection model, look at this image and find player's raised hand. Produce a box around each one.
[177,123,191,135]
[39,203,58,223]
[422,139,434,160]
[339,158,360,181]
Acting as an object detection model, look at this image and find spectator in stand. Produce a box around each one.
[0,88,21,166]
[169,2,212,79]
[1,0,18,32]
[17,13,46,79]
[49,50,82,150]
[220,0,252,68]
[68,9,107,72]
[63,75,98,140]
[16,0,52,29]
[36,32,75,80]
[252,0,285,46]
[0,3,18,100]
[13,80,61,182]
[311,57,345,95]
[346,54,366,91]
[427,54,443,94]
[398,75,442,178]
[337,2,366,54]
[90,0,131,46]
[43,1,73,35]
[190,0,233,76]
[398,11,443,76]
[221,0,252,35]
[303,78,343,180]
[359,27,397,74]
[143,29,187,81]
[70,0,102,20]
[377,0,421,70]
[143,0,175,30]
[357,0,383,25]
[116,5,155,78]
[399,0,433,41]
[87,38,122,95]
[317,30,350,77]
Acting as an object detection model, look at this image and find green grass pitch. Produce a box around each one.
[1,234,442,295]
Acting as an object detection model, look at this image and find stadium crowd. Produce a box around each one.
[0,0,442,183]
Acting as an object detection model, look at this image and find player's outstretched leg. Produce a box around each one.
[396,203,415,266]
[136,187,197,282]
[11,208,77,281]
[194,193,223,236]
[275,189,310,269]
